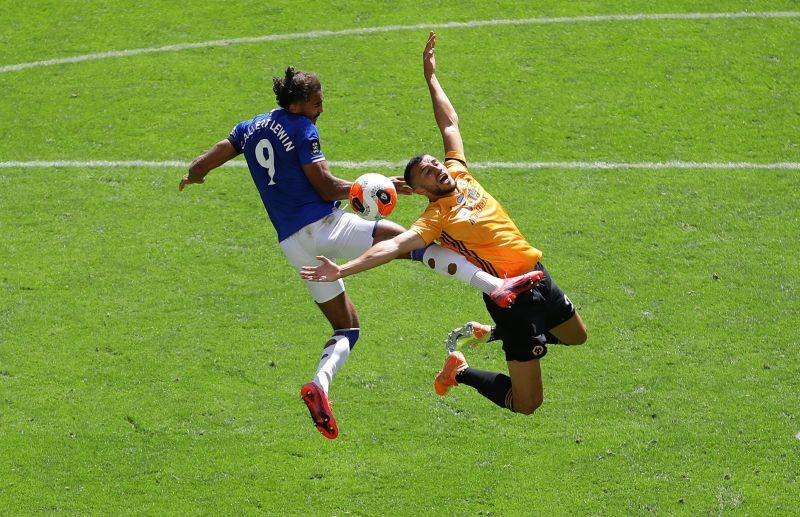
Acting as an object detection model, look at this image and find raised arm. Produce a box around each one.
[423,31,464,157]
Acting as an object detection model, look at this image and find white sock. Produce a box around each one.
[472,270,502,294]
[422,245,502,294]
[313,335,351,394]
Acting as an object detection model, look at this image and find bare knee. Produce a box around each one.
[552,312,588,345]
[560,327,588,346]
[317,293,359,330]
[513,395,543,415]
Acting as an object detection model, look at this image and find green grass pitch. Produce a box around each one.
[1,1,799,514]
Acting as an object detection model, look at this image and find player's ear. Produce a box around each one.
[286,101,301,114]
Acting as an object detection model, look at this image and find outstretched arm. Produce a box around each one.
[301,229,427,282]
[179,139,240,191]
[423,31,464,157]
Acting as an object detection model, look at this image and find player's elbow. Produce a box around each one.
[318,191,341,202]
[442,123,460,139]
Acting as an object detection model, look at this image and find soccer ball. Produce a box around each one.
[349,173,397,221]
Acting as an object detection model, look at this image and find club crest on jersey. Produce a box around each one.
[310,139,321,156]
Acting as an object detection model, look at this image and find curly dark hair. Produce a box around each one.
[403,154,425,188]
[272,67,322,109]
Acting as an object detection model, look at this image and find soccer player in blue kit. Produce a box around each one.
[180,67,539,439]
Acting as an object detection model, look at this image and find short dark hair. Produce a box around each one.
[403,154,425,188]
[272,67,322,109]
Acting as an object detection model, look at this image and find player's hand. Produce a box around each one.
[388,176,413,195]
[300,256,341,282]
[178,174,204,191]
[423,31,436,78]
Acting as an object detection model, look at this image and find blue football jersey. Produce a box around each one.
[228,108,337,241]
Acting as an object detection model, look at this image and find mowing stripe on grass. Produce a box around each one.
[1,160,798,170]
[2,11,798,73]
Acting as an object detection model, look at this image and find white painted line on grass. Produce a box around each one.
[1,160,798,170]
[2,11,798,73]
[475,161,800,170]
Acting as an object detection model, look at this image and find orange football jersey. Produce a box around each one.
[410,151,542,277]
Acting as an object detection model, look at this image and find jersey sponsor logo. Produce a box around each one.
[455,197,487,225]
[310,138,321,156]
[456,207,472,220]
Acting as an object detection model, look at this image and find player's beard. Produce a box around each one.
[432,182,457,196]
